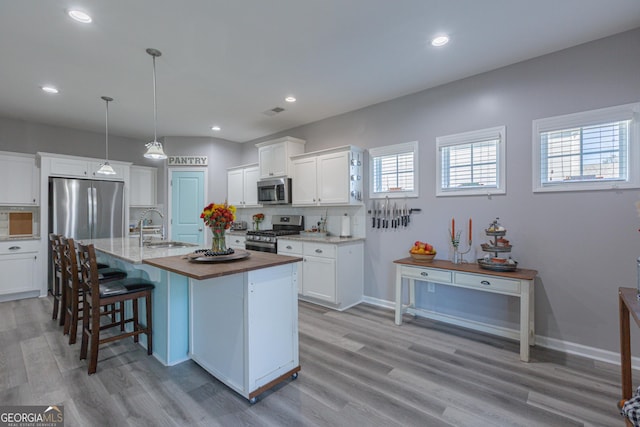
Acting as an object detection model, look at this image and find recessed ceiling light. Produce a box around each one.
[67,10,92,23]
[431,35,449,47]
[211,126,221,131]
[285,96,296,103]
[41,86,59,94]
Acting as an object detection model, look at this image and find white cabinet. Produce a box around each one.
[130,166,157,207]
[227,164,261,208]
[278,239,363,310]
[190,264,300,402]
[48,155,128,181]
[0,152,39,205]
[0,240,40,297]
[256,137,305,179]
[291,146,364,206]
[226,234,246,250]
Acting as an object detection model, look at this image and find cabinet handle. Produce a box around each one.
[480,280,491,286]
[286,245,292,250]
[315,249,323,253]
[33,198,36,203]
[9,246,21,251]
[420,272,428,277]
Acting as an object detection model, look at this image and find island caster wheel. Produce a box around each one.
[249,397,257,404]
[291,372,298,380]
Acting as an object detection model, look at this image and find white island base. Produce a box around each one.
[189,263,300,402]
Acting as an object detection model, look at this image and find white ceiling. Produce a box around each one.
[1,1,639,143]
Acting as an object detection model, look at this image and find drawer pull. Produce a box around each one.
[9,246,21,251]
[286,245,292,250]
[420,272,429,277]
[481,280,491,286]
[315,249,323,253]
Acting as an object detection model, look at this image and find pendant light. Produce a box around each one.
[96,96,116,175]
[144,48,167,160]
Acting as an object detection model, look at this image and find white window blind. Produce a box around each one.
[533,102,640,192]
[540,121,628,184]
[369,141,418,198]
[436,126,506,196]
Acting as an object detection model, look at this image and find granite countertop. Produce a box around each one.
[0,235,41,241]
[78,237,201,264]
[278,235,365,244]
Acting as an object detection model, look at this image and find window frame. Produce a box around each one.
[532,102,640,193]
[436,126,506,197]
[368,141,419,199]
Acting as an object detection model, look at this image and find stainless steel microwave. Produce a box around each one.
[257,178,292,205]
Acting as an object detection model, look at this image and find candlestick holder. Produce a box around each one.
[452,241,472,264]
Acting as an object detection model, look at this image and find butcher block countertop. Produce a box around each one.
[143,250,303,280]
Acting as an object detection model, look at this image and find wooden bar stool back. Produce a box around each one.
[77,242,154,375]
[60,237,128,344]
[48,233,65,325]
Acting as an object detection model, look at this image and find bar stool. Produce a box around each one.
[48,234,65,325]
[60,236,128,344]
[77,242,154,375]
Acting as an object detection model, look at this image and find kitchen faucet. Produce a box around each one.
[138,208,165,247]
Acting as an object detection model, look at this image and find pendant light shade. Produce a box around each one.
[144,48,167,160]
[97,96,117,175]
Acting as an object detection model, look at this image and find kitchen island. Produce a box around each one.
[79,237,302,402]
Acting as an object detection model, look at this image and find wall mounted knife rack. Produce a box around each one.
[367,197,421,229]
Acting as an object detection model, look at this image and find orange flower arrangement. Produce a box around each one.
[201,201,236,230]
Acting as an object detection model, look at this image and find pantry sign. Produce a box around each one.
[168,156,208,166]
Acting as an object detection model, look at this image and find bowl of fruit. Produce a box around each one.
[409,241,436,262]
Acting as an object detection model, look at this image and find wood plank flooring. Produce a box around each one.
[0,296,628,426]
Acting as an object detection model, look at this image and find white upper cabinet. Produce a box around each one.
[291,146,364,206]
[227,164,261,208]
[0,152,39,205]
[47,155,128,181]
[256,136,305,179]
[130,165,157,207]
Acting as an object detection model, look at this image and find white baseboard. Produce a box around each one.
[361,295,640,369]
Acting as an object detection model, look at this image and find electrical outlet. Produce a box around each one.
[427,283,435,293]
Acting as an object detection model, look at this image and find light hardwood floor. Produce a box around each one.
[0,296,627,426]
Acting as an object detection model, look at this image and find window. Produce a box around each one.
[369,141,418,198]
[436,126,506,196]
[533,103,640,192]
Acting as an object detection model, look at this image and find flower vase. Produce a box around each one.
[211,227,227,253]
[254,221,261,231]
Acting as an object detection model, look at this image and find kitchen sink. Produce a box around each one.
[143,241,198,249]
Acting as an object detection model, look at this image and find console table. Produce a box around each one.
[393,258,537,362]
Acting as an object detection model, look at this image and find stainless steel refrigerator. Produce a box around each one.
[49,177,125,240]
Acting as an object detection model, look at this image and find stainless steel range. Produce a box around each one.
[245,215,304,253]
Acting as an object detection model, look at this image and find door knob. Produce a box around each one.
[198,228,203,231]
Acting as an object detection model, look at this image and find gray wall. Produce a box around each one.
[241,28,640,354]
[162,136,243,206]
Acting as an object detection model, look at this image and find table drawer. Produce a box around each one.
[401,266,452,283]
[454,272,520,294]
